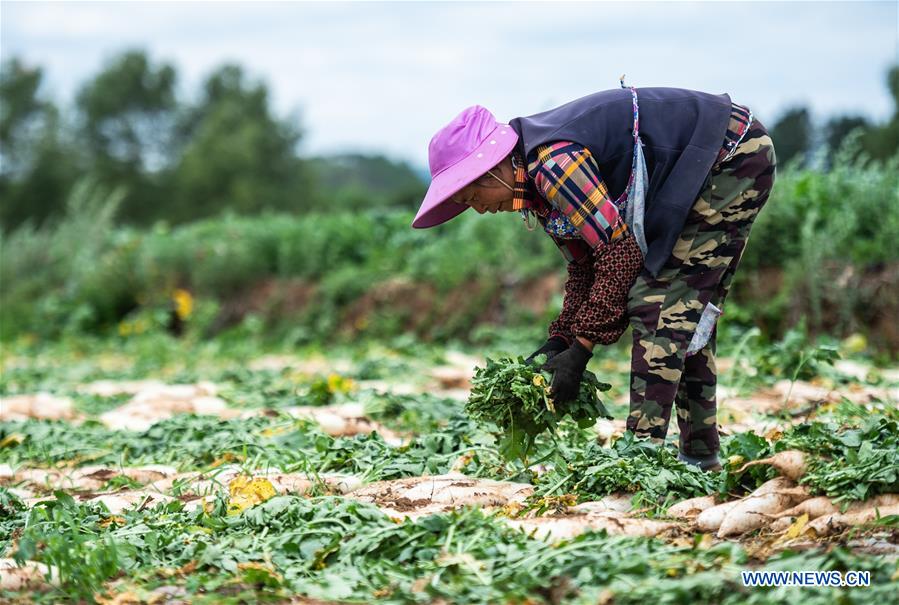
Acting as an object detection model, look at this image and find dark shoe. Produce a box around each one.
[678,451,721,472]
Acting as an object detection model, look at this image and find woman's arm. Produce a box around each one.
[530,142,644,348]
[547,255,596,345]
[570,232,644,347]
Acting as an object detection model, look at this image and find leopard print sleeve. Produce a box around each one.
[547,255,596,346]
[570,232,645,346]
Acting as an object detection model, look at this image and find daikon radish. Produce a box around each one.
[737,451,806,481]
[504,515,675,542]
[839,504,899,525]
[666,495,718,519]
[717,492,795,537]
[773,497,837,520]
[749,476,796,497]
[774,485,811,500]
[808,503,899,536]
[769,516,796,533]
[0,559,58,590]
[582,516,675,538]
[8,487,34,499]
[845,493,899,513]
[805,514,836,535]
[574,493,634,514]
[129,465,178,482]
[190,396,229,415]
[696,500,739,532]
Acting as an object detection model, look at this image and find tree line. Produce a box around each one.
[769,66,899,171]
[1,50,896,231]
[0,50,426,230]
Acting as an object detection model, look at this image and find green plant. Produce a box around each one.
[466,355,611,462]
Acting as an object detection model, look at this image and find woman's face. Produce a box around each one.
[449,155,517,214]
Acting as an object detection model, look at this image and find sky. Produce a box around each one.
[2,0,897,170]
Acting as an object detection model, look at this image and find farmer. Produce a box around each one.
[412,83,777,472]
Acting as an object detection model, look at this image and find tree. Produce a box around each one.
[1,57,44,173]
[824,115,870,156]
[76,50,179,170]
[305,153,426,211]
[0,58,78,229]
[770,107,812,169]
[170,65,314,221]
[75,50,180,223]
[861,64,899,161]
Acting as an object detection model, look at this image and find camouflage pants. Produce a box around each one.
[625,118,777,458]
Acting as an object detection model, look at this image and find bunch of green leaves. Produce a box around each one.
[359,390,466,434]
[0,411,494,485]
[0,487,27,555]
[13,492,136,599]
[0,415,310,469]
[531,433,718,514]
[214,368,309,409]
[723,410,899,502]
[717,431,775,494]
[465,355,611,462]
[780,416,899,502]
[10,489,899,605]
[750,324,841,382]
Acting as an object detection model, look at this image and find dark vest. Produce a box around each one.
[508,87,732,276]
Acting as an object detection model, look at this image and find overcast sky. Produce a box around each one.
[2,1,897,169]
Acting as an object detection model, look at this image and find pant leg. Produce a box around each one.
[674,325,718,457]
[627,270,700,444]
[626,119,777,451]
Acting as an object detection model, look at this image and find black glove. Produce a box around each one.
[542,339,593,403]
[524,336,569,365]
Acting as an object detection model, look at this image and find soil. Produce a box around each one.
[391,497,434,512]
[197,262,899,352]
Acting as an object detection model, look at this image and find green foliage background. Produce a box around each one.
[1,51,898,353]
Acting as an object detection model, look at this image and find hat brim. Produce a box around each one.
[412,125,519,228]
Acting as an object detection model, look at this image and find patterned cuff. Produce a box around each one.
[548,333,572,347]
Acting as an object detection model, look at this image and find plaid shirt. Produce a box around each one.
[515,102,753,345]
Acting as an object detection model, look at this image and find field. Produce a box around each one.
[3,9,898,604]
[1,332,897,604]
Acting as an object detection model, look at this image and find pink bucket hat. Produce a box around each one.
[412,105,520,228]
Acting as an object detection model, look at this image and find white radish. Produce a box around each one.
[805,514,837,535]
[736,451,807,481]
[0,559,58,590]
[807,503,899,536]
[835,503,899,525]
[666,495,718,519]
[717,492,796,537]
[773,496,838,520]
[845,493,899,513]
[589,516,676,538]
[573,493,634,514]
[504,515,675,542]
[696,500,739,532]
[749,476,796,497]
[773,485,812,500]
[769,516,796,533]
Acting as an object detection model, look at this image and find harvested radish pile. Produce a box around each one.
[465,355,611,461]
[1,339,897,603]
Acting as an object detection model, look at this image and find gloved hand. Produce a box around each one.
[524,336,569,365]
[542,339,593,403]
